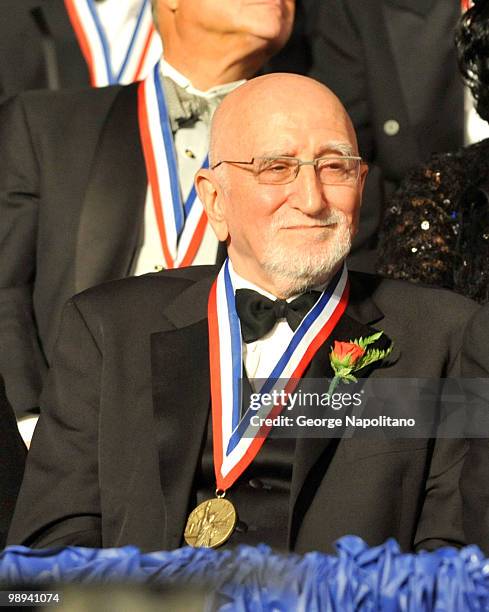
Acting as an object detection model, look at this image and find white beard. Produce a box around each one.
[260,209,352,297]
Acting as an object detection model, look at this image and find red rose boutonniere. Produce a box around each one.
[328,331,393,394]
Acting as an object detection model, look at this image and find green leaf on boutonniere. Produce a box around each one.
[327,332,393,395]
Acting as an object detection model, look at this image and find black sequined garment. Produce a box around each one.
[377,138,489,304]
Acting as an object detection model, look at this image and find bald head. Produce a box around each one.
[209,74,358,167]
[196,72,367,298]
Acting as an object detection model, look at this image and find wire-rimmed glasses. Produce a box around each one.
[210,155,364,185]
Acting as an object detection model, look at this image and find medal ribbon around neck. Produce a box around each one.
[208,260,350,491]
[65,0,160,86]
[138,63,209,269]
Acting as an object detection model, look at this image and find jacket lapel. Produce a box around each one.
[151,274,215,549]
[33,0,89,89]
[75,83,147,293]
[289,273,392,548]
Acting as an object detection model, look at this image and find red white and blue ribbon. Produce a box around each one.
[208,260,350,491]
[138,63,209,268]
[65,0,161,86]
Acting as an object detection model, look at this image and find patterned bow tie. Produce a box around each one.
[235,289,321,344]
[163,77,225,132]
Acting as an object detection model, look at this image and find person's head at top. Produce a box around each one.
[457,0,489,122]
[196,73,369,298]
[152,0,295,90]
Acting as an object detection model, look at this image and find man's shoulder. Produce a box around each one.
[72,266,219,314]
[350,271,479,326]
[3,83,135,130]
[18,83,128,108]
[0,83,141,170]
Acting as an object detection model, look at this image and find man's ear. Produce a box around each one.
[195,169,229,242]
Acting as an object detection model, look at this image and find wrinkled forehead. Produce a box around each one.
[250,111,356,159]
[210,78,357,163]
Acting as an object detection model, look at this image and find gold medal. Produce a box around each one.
[184,495,237,548]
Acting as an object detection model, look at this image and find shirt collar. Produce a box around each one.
[160,59,246,100]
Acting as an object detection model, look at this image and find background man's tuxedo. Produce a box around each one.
[0,85,141,415]
[0,86,227,416]
[8,267,479,552]
[307,0,464,269]
[0,376,26,549]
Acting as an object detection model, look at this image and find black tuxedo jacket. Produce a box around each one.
[460,305,489,555]
[0,85,227,416]
[0,0,89,100]
[7,268,480,553]
[307,0,464,270]
[0,375,27,549]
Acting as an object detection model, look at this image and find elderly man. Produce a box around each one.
[0,0,294,432]
[8,74,479,553]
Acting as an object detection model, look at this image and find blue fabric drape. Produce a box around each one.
[1,537,488,611]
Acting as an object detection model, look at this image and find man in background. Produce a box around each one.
[0,0,294,441]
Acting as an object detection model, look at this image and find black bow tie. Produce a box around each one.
[235,289,321,343]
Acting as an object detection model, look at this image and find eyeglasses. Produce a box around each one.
[210,155,364,185]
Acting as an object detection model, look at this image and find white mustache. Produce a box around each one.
[271,210,348,230]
